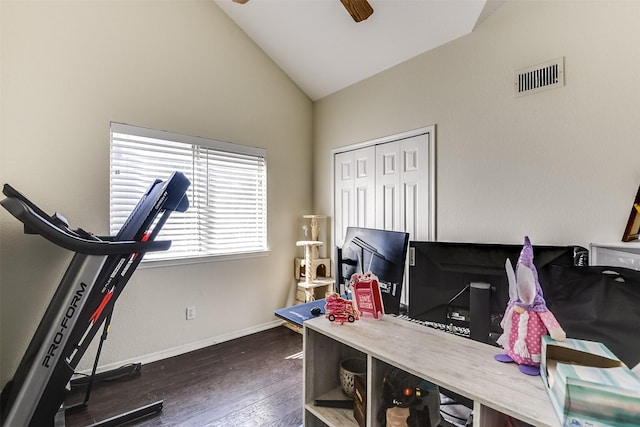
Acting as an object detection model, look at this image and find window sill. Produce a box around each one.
[138,249,271,269]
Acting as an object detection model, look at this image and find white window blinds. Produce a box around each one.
[110,123,267,261]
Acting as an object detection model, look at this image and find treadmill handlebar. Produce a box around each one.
[1,187,171,256]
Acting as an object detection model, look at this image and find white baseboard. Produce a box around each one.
[83,320,284,376]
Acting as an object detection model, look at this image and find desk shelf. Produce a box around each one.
[306,388,358,427]
[303,316,560,427]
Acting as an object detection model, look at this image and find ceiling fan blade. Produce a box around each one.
[340,0,374,23]
[231,0,374,24]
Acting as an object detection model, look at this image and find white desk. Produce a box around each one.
[303,315,560,427]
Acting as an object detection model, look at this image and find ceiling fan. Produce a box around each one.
[231,0,374,23]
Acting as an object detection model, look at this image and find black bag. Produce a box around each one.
[377,368,431,427]
[543,265,640,368]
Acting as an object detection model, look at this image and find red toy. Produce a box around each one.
[325,293,360,323]
[350,272,384,319]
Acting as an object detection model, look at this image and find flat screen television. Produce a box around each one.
[407,241,587,345]
[335,227,410,315]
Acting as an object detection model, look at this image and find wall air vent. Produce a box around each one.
[515,57,564,97]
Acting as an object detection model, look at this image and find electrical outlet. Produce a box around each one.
[186,306,196,320]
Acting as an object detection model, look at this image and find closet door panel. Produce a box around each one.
[334,146,375,246]
[375,141,401,231]
[399,133,431,241]
[353,146,376,232]
[334,151,353,247]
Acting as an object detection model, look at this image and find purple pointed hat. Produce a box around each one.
[515,236,548,312]
[517,236,539,283]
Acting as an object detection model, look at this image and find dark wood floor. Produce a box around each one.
[64,326,303,427]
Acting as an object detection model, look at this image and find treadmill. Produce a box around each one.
[0,171,190,427]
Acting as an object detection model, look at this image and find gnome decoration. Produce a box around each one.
[494,236,566,375]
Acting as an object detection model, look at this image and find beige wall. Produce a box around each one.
[314,0,640,249]
[3,0,640,391]
[0,0,313,383]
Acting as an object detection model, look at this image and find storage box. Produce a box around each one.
[541,336,640,427]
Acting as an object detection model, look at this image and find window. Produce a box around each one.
[110,123,267,261]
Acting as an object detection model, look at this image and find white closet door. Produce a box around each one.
[334,145,376,246]
[334,129,434,244]
[400,133,432,241]
[374,133,433,307]
[334,127,435,308]
[375,133,431,240]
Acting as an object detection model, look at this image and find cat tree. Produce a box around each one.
[295,215,334,303]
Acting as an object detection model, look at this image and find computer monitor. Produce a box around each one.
[407,241,586,345]
[335,227,410,315]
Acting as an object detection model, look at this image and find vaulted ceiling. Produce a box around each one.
[213,0,504,101]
